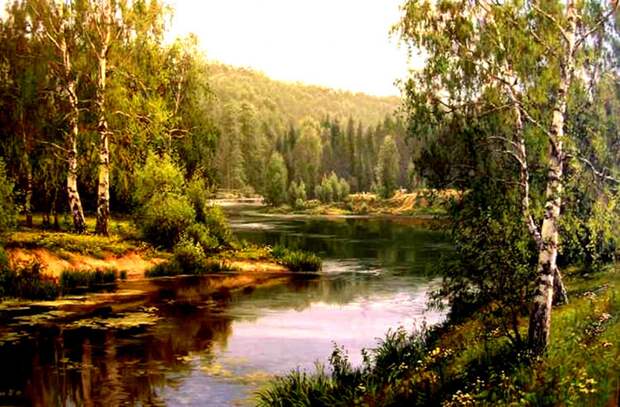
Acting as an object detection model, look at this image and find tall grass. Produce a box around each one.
[59,268,117,291]
[0,262,59,300]
[271,245,322,272]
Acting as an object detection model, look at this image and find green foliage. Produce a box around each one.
[202,205,233,247]
[264,152,288,206]
[375,135,400,199]
[288,180,307,209]
[271,245,322,272]
[133,152,186,207]
[315,172,350,204]
[60,269,117,291]
[183,222,219,253]
[145,239,233,278]
[0,158,17,232]
[171,237,207,273]
[138,193,196,249]
[257,327,432,406]
[559,165,619,271]
[433,182,537,345]
[185,173,212,223]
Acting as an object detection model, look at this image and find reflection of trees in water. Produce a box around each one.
[227,273,411,319]
[0,289,236,406]
[235,216,446,272]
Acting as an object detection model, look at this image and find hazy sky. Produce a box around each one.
[165,0,413,96]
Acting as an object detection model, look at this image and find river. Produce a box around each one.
[0,207,449,406]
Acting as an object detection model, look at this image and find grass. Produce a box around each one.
[0,264,120,300]
[271,245,322,272]
[145,256,235,278]
[7,215,144,258]
[257,266,619,406]
[59,268,117,291]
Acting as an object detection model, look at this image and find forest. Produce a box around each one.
[0,0,619,405]
[0,0,412,230]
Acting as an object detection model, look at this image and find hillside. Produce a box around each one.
[207,63,401,127]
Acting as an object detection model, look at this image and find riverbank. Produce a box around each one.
[258,265,620,406]
[261,190,458,217]
[0,215,315,302]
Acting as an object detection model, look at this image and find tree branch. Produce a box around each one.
[574,1,619,50]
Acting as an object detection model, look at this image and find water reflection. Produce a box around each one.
[0,209,449,406]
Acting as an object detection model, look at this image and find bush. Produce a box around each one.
[315,172,350,203]
[172,237,207,272]
[431,181,537,346]
[133,152,185,206]
[288,180,307,208]
[183,223,219,252]
[0,158,17,232]
[271,245,322,272]
[138,193,196,248]
[202,205,233,247]
[186,173,212,223]
[145,239,233,278]
[257,327,431,406]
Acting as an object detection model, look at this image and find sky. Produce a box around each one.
[165,0,415,96]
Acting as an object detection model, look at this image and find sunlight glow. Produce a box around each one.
[165,0,415,96]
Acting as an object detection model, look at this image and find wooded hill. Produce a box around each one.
[207,62,401,128]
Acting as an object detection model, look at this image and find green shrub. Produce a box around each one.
[271,245,322,272]
[315,172,349,203]
[172,237,207,272]
[202,205,233,247]
[133,152,185,206]
[186,173,212,223]
[288,180,307,208]
[183,223,219,252]
[138,193,196,248]
[257,327,431,406]
[145,250,232,278]
[0,158,17,232]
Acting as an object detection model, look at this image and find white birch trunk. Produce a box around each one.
[527,1,577,354]
[95,46,110,236]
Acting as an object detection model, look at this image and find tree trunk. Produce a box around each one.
[24,160,33,228]
[95,48,110,236]
[528,1,577,354]
[66,79,87,234]
[21,118,33,228]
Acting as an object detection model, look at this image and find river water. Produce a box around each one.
[0,207,449,406]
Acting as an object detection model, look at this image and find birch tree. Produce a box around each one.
[396,0,618,354]
[84,0,122,236]
[30,0,87,232]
